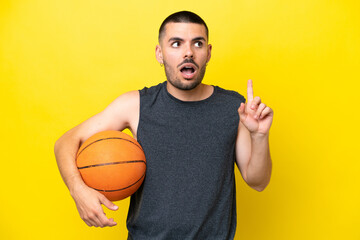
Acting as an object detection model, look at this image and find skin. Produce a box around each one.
[236,79,273,191]
[54,21,273,228]
[156,22,213,101]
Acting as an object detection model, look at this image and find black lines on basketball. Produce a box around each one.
[78,160,146,170]
[90,173,146,193]
[77,137,143,158]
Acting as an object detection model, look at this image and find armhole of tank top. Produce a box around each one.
[135,89,142,143]
[234,94,246,159]
[135,83,163,143]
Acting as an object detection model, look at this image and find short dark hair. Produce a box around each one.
[158,11,209,42]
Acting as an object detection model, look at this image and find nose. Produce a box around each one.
[184,43,194,59]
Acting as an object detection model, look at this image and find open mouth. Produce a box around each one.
[180,66,195,74]
[180,64,196,79]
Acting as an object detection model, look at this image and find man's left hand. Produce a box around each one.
[238,79,274,135]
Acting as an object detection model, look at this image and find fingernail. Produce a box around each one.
[251,105,255,109]
[254,115,257,119]
[113,205,118,210]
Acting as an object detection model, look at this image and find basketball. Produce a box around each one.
[76,130,146,201]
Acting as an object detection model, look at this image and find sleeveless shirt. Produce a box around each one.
[127,81,246,240]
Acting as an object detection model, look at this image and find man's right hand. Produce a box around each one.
[70,183,119,227]
[54,91,139,227]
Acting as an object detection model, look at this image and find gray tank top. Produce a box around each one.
[127,81,245,240]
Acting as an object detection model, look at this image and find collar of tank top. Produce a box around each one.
[164,81,216,104]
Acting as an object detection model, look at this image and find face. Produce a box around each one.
[156,22,212,91]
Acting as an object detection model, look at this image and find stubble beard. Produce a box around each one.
[163,60,207,91]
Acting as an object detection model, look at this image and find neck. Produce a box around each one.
[166,81,214,102]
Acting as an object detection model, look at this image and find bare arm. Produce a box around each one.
[54,90,139,227]
[235,80,273,192]
[235,123,272,191]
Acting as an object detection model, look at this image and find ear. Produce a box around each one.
[155,45,163,64]
[206,44,212,63]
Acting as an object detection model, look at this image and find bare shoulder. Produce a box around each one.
[73,90,140,144]
[106,90,139,112]
[105,90,140,137]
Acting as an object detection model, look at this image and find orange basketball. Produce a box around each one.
[76,130,146,201]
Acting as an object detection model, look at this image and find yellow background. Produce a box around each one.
[1,0,359,239]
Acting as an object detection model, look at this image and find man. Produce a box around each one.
[54,11,273,239]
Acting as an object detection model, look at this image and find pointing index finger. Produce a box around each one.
[247,79,254,103]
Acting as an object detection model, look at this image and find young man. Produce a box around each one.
[54,11,273,239]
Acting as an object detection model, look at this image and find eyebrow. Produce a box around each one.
[168,37,183,42]
[168,36,206,42]
[192,37,206,42]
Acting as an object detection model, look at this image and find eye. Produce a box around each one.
[195,41,203,47]
[171,41,180,47]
